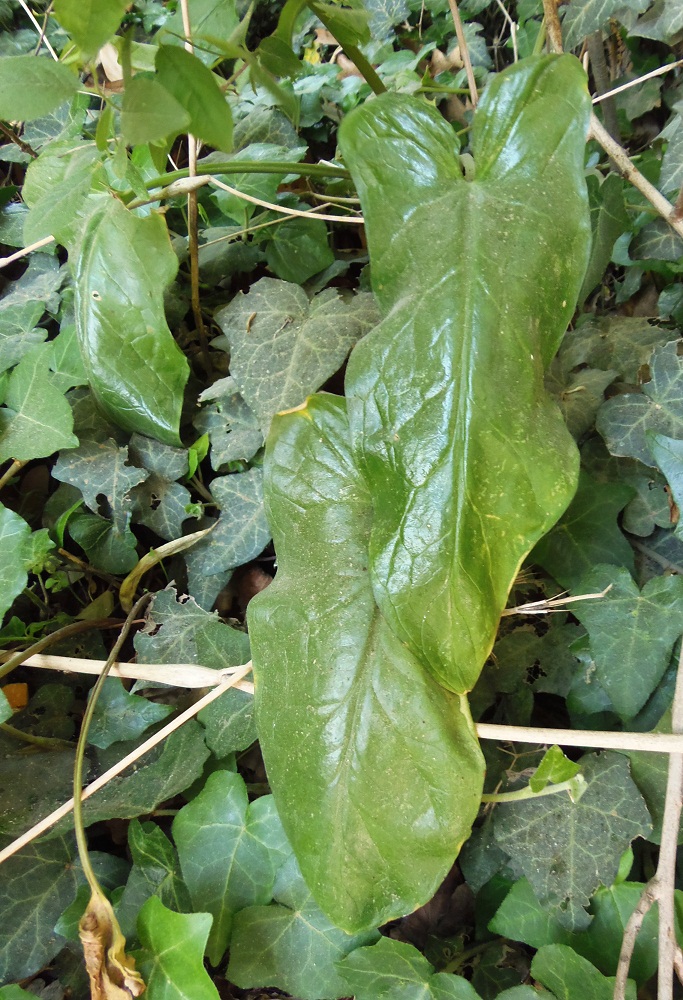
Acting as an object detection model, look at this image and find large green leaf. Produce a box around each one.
[74,198,189,445]
[338,937,481,1000]
[338,55,591,694]
[0,502,31,622]
[249,395,485,932]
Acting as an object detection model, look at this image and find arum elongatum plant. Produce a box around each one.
[249,54,592,932]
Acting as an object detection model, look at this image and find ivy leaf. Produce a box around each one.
[249,395,484,931]
[196,377,264,468]
[337,936,481,1000]
[0,835,79,982]
[184,469,270,577]
[134,587,250,670]
[130,474,195,541]
[0,55,78,121]
[199,687,255,757]
[75,198,190,445]
[493,753,651,931]
[156,45,233,152]
[578,174,629,305]
[532,472,634,590]
[0,502,32,621]
[571,565,683,719]
[128,433,189,481]
[552,317,671,391]
[596,340,683,467]
[88,678,173,749]
[339,56,590,693]
[547,366,618,441]
[227,855,379,1000]
[0,343,78,463]
[630,219,683,262]
[80,722,210,828]
[647,433,683,538]
[265,217,334,284]
[530,746,581,794]
[489,878,572,949]
[53,0,129,54]
[627,704,680,845]
[117,820,191,941]
[214,279,378,430]
[135,897,219,1000]
[68,511,139,574]
[632,0,683,42]
[44,324,89,393]
[53,438,148,532]
[530,944,636,1000]
[561,0,650,49]
[172,771,291,965]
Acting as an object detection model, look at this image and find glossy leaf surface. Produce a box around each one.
[339,55,591,692]
[249,395,484,931]
[75,199,189,445]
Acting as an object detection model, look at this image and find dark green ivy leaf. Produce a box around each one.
[571,564,683,718]
[338,936,481,1000]
[532,471,634,590]
[53,438,148,532]
[88,678,173,749]
[597,340,683,467]
[227,855,379,1000]
[116,819,191,941]
[530,944,636,1000]
[493,753,651,931]
[135,897,220,1000]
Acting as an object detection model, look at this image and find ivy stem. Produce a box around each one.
[139,159,350,195]
[0,721,73,750]
[481,776,583,804]
[0,459,26,493]
[72,594,152,893]
[447,0,478,107]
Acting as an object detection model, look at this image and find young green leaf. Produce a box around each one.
[116,820,191,940]
[530,944,636,1000]
[249,394,485,931]
[338,936,481,1000]
[227,854,379,1000]
[529,746,582,794]
[74,198,189,445]
[53,0,129,56]
[0,502,32,622]
[493,753,651,931]
[214,279,378,430]
[339,55,591,694]
[156,46,233,152]
[135,897,220,1000]
[172,771,291,965]
[0,56,79,122]
[571,564,683,718]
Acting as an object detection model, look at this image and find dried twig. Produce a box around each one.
[592,59,683,105]
[613,641,683,1000]
[447,0,478,107]
[16,0,58,59]
[0,235,55,269]
[541,0,683,243]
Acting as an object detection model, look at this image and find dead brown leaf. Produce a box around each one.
[79,888,145,999]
